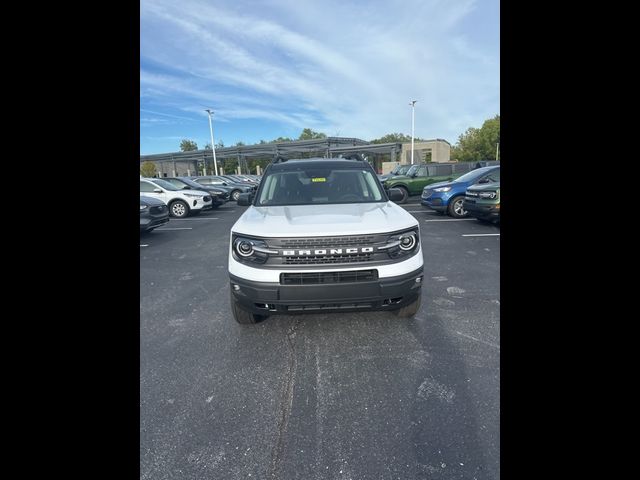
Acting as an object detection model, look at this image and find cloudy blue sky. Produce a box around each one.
[140,0,499,154]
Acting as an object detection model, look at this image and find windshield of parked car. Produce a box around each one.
[151,179,180,191]
[391,165,410,175]
[405,165,420,176]
[256,168,385,206]
[176,178,205,189]
[454,166,499,183]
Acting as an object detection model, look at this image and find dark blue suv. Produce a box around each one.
[421,166,500,218]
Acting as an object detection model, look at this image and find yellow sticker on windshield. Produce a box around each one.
[311,177,326,182]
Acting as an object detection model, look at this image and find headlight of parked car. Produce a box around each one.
[433,186,451,192]
[479,191,497,199]
[140,204,148,211]
[184,193,203,198]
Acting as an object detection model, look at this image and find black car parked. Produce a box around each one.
[140,196,169,232]
[191,176,253,201]
[162,177,230,207]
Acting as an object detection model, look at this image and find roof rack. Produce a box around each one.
[270,153,368,165]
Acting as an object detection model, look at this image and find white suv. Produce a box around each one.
[140,178,213,218]
[228,157,424,324]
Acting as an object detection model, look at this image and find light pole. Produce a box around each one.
[496,142,499,162]
[409,100,417,164]
[205,109,219,176]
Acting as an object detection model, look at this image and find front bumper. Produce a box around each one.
[229,267,423,315]
[191,199,213,211]
[421,194,446,211]
[140,214,169,231]
[463,200,500,220]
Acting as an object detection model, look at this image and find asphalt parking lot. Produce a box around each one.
[140,198,500,480]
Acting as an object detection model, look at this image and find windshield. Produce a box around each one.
[176,178,204,189]
[256,168,385,206]
[391,165,410,175]
[406,165,419,176]
[454,166,498,183]
[151,179,179,191]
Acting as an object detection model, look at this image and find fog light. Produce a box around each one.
[233,284,240,291]
[415,277,422,283]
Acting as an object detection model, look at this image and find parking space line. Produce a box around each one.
[461,233,500,237]
[455,331,500,349]
[424,218,476,222]
[155,227,193,231]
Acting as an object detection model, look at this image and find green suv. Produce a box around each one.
[382,163,459,204]
[463,182,500,224]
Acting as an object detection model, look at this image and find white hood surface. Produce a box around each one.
[232,202,418,237]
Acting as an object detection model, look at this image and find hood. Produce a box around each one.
[466,181,500,192]
[424,180,456,190]
[232,202,418,237]
[180,189,211,196]
[140,195,165,206]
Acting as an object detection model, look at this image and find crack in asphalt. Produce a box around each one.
[269,318,301,479]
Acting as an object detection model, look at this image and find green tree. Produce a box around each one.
[453,115,500,162]
[204,140,225,149]
[298,128,327,140]
[270,136,293,143]
[180,139,198,151]
[370,133,426,144]
[236,141,245,146]
[140,161,157,177]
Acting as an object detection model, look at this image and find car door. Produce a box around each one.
[408,165,430,194]
[140,180,166,203]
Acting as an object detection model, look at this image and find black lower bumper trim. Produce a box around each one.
[230,267,423,315]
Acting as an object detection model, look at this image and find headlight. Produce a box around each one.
[140,204,148,211]
[232,235,277,265]
[433,186,451,192]
[479,191,497,199]
[379,228,420,258]
[184,193,202,198]
[399,233,417,251]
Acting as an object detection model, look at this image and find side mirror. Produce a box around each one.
[388,188,404,202]
[237,193,253,206]
[153,188,162,193]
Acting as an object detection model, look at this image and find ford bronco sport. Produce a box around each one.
[228,156,424,324]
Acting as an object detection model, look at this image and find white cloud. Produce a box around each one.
[141,0,498,143]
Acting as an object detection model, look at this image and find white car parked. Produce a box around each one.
[140,178,213,218]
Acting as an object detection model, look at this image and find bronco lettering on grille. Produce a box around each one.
[282,247,374,256]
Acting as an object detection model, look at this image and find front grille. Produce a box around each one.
[150,205,167,214]
[280,235,376,248]
[281,269,378,285]
[284,253,373,264]
[255,231,418,267]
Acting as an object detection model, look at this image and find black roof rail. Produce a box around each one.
[339,153,366,162]
[272,155,288,164]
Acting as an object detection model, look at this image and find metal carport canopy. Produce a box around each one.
[139,137,372,163]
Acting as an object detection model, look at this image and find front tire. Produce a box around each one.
[394,293,422,318]
[447,195,468,218]
[231,190,241,202]
[230,291,268,324]
[169,200,189,218]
